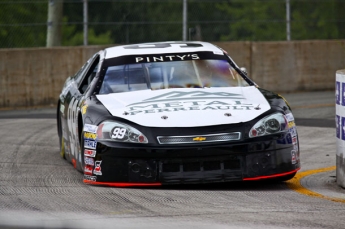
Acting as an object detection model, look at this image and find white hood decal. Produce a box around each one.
[96,86,271,127]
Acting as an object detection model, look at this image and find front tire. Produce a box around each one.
[57,101,66,159]
[78,130,85,173]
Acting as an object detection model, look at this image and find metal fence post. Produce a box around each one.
[286,0,291,41]
[83,0,88,46]
[46,0,63,47]
[183,0,187,41]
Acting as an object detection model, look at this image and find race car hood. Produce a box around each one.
[96,86,271,127]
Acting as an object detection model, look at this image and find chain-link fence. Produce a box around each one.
[0,0,345,48]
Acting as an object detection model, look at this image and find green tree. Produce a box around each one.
[291,0,343,40]
[216,0,345,41]
[188,0,232,41]
[1,0,344,48]
[61,17,113,46]
[0,1,47,48]
[87,0,183,44]
[217,0,286,41]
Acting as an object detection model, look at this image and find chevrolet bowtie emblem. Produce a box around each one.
[193,137,206,141]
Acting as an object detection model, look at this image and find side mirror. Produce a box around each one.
[240,67,247,75]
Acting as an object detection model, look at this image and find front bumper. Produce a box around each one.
[83,132,300,186]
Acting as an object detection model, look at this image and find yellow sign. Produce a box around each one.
[193,137,206,141]
[84,132,97,140]
[288,121,295,128]
[81,105,88,115]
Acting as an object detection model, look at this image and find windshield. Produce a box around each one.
[99,59,249,94]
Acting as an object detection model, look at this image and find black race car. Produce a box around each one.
[57,41,300,187]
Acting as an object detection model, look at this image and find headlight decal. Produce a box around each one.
[249,113,288,138]
[97,121,148,143]
[111,127,127,140]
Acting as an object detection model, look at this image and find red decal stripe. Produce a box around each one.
[71,158,77,169]
[243,168,300,181]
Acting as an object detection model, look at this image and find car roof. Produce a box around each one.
[104,41,223,59]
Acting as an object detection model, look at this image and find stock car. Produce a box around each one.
[57,41,300,187]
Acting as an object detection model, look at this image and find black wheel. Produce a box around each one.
[76,117,85,173]
[79,130,85,173]
[57,101,66,159]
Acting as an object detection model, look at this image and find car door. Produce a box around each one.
[60,53,101,165]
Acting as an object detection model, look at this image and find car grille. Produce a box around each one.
[157,132,241,144]
[159,157,243,184]
[161,159,241,172]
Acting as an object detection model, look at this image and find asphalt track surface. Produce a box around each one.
[0,91,343,229]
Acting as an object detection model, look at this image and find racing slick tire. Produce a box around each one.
[57,101,66,160]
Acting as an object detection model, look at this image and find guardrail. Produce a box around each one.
[336,69,345,188]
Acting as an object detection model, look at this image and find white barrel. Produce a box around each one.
[336,69,345,188]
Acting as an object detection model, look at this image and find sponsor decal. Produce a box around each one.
[93,161,102,175]
[84,139,97,149]
[124,42,203,50]
[83,124,98,133]
[289,126,297,137]
[84,165,93,175]
[342,83,345,106]
[130,91,245,105]
[336,115,340,139]
[84,175,96,182]
[135,54,200,63]
[193,137,206,141]
[81,105,88,115]
[293,143,299,151]
[285,113,294,122]
[288,121,295,129]
[336,81,340,105]
[124,91,256,115]
[84,157,95,166]
[292,136,297,144]
[84,149,96,157]
[84,132,97,140]
[291,150,297,164]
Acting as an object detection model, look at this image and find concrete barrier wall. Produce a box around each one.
[248,40,345,92]
[0,40,344,109]
[0,45,109,108]
[336,69,345,188]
